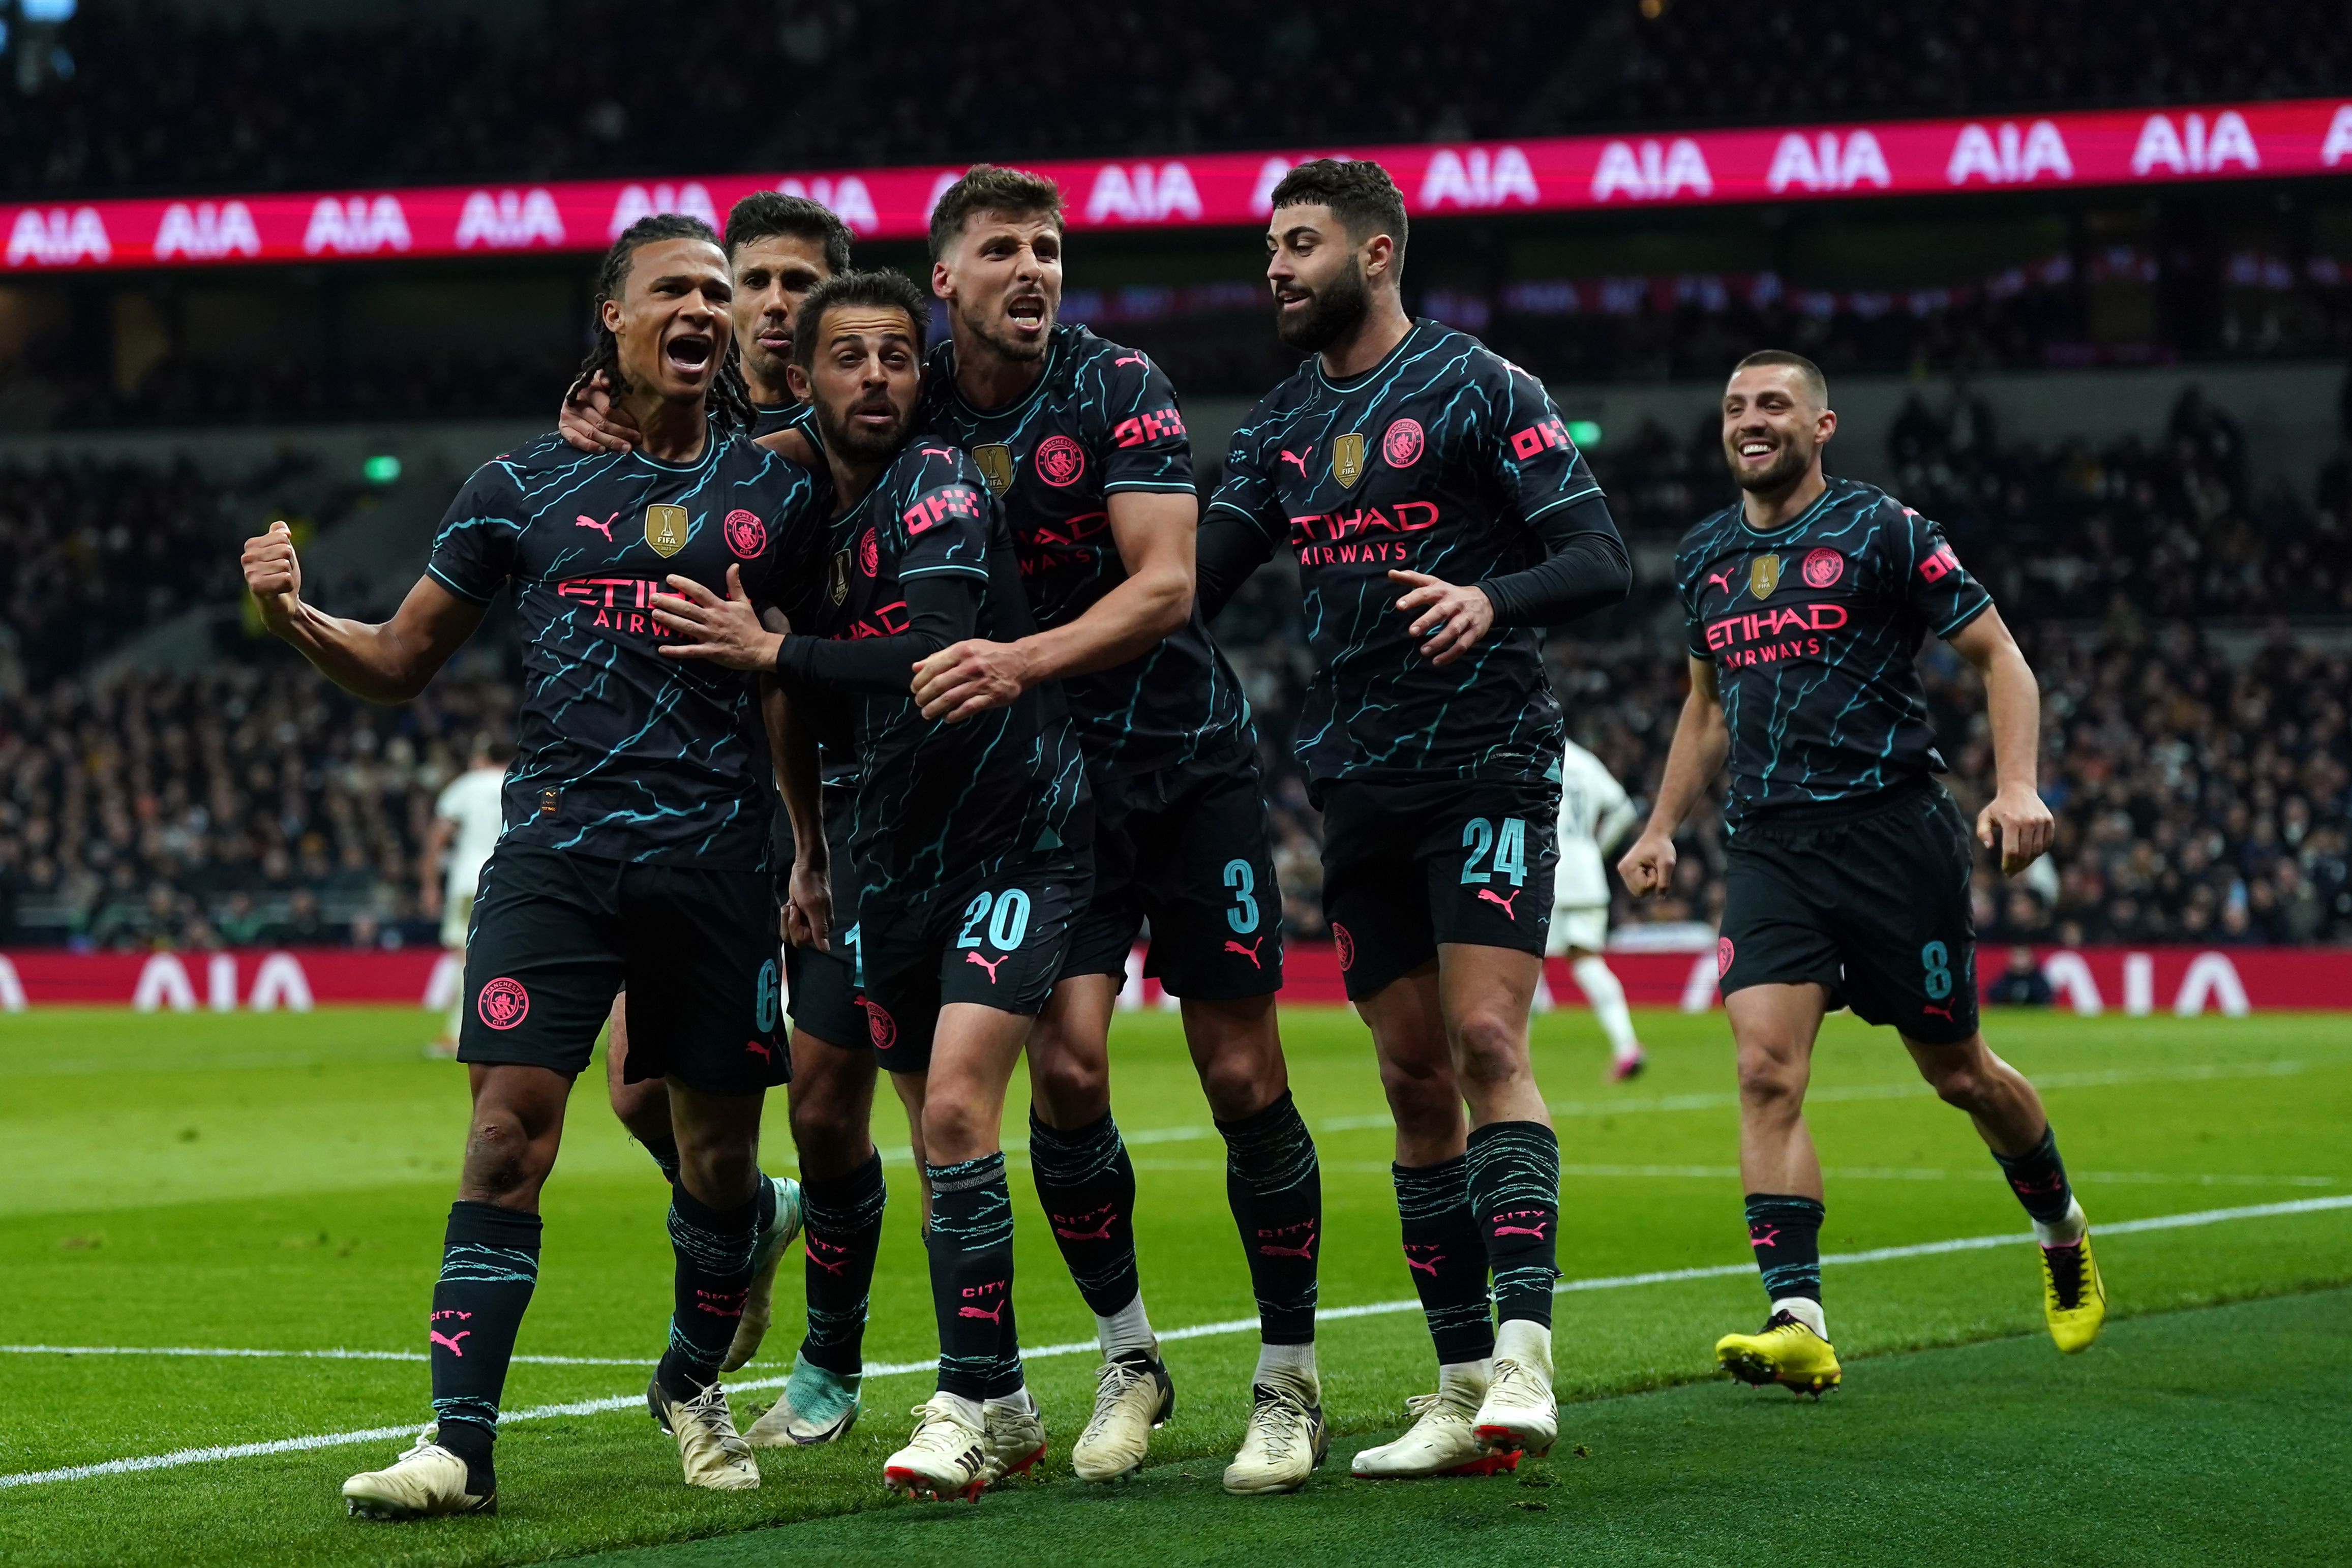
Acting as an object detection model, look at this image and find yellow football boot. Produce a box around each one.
[2039,1231,2106,1353]
[1715,1310,1842,1397]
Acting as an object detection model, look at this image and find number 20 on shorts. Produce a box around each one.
[956,888,1032,952]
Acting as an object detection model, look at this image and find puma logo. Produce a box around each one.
[744,1039,772,1062]
[1224,937,1263,968]
[576,511,617,541]
[956,1301,1005,1325]
[1477,887,1520,919]
[964,952,1007,982]
[1052,1207,1117,1243]
[805,1238,851,1276]
[428,1330,471,1357]
[1922,1002,1953,1020]
[1278,449,1309,476]
[1113,353,1146,369]
[1492,1221,1550,1240]
[1404,1243,1442,1277]
[1706,568,1734,596]
[1748,1225,1781,1250]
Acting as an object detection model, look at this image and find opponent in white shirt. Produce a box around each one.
[420,737,509,1057]
[1543,739,1646,1079]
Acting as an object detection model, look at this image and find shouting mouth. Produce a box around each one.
[664,330,715,378]
[1004,293,1048,336]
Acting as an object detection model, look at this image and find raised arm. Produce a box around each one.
[1617,657,1727,898]
[1945,603,2053,875]
[242,522,483,704]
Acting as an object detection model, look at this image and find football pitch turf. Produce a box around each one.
[4,1003,2348,1567]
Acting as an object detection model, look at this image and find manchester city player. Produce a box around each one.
[566,194,891,1445]
[1196,159,1631,1477]
[1618,350,2103,1395]
[900,166,1321,1494]
[245,214,828,1516]
[651,268,1092,1502]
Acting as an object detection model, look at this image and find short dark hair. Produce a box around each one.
[1269,158,1409,265]
[792,268,933,366]
[1732,349,1828,406]
[928,164,1063,262]
[575,213,753,433]
[724,191,853,275]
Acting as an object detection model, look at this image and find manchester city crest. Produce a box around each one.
[1332,431,1367,489]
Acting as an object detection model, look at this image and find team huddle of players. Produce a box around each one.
[238,156,2108,1521]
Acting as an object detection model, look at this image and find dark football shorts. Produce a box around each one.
[1717,777,1980,1045]
[1060,740,1283,1001]
[459,844,788,1096]
[1318,777,1559,1002]
[856,853,1090,1074]
[781,780,866,1049]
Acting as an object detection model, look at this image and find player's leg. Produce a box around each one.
[1565,933,1645,1080]
[428,886,474,1057]
[605,995,680,1183]
[345,849,611,1518]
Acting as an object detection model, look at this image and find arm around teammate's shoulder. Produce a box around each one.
[1618,656,1725,899]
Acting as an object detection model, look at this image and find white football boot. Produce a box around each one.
[647,1376,761,1490]
[884,1395,990,1501]
[342,1427,496,1519]
[1070,1352,1175,1482]
[745,1356,862,1446]
[1221,1367,1329,1494]
[1350,1367,1520,1479]
[1471,1321,1558,1457]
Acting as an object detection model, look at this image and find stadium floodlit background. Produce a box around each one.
[2,2,2348,1565]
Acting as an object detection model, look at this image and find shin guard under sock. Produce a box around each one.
[1217,1090,1321,1345]
[429,1200,542,1494]
[798,1150,887,1376]
[655,1184,760,1398]
[927,1154,1018,1401]
[1744,1193,1826,1306]
[1465,1121,1561,1328]
[1393,1156,1494,1364]
[1991,1126,2076,1227]
[1027,1110,1142,1318]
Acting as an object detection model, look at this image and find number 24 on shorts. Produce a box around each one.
[1460,817,1528,886]
[956,888,1032,951]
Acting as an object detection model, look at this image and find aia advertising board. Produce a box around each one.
[7,99,2351,272]
[1,945,2344,1013]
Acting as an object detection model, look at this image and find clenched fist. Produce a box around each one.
[242,521,302,634]
[1976,782,2055,875]
[1616,830,1677,899]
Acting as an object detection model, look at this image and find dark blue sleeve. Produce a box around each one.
[425,462,523,605]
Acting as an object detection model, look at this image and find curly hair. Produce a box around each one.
[571,213,756,436]
[1269,158,1409,268]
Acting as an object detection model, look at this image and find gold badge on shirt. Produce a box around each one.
[1332,432,1367,489]
[644,504,688,558]
[828,549,851,606]
[970,443,1015,497]
[1749,553,1782,599]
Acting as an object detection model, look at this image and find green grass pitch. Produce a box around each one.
[3,1003,2348,1567]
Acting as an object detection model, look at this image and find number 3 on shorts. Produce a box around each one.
[1222,859,1259,934]
[1459,817,1529,886]
[957,888,1032,951]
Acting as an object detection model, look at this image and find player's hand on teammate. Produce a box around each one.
[910,639,1035,722]
[784,858,832,949]
[1388,569,1495,667]
[241,521,304,633]
[1977,783,2055,875]
[559,369,640,454]
[652,566,783,671]
[1617,830,1678,898]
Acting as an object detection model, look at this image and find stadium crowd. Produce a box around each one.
[6,0,2348,198]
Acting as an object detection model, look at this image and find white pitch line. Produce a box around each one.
[6,1192,2347,1492]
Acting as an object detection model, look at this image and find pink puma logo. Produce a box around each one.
[957,1301,1005,1325]
[1257,1221,1316,1259]
[1707,568,1734,595]
[1748,1225,1781,1250]
[1113,353,1146,368]
[576,511,617,541]
[744,1039,772,1062]
[1477,887,1520,919]
[805,1238,851,1276]
[1493,1222,1550,1240]
[965,952,1007,982]
[1922,1002,1953,1020]
[1404,1243,1442,1277]
[429,1330,471,1356]
[1052,1208,1117,1243]
[1224,937,1263,968]
[2009,1172,2065,1194]
[1278,449,1309,476]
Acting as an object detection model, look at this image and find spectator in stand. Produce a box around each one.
[1985,946,2055,1007]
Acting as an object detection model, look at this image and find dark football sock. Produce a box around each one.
[1217,1090,1321,1345]
[1465,1120,1561,1328]
[798,1151,887,1376]
[989,1282,1027,1399]
[1393,1156,1494,1364]
[654,1183,760,1398]
[926,1154,1017,1400]
[639,1133,681,1186]
[1744,1193,1826,1305]
[1027,1109,1142,1318]
[428,1200,541,1495]
[1991,1125,2076,1227]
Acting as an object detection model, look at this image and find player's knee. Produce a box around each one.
[1028,1045,1108,1126]
[1378,1051,1459,1136]
[676,1139,758,1208]
[919,1096,991,1161]
[788,1088,859,1169]
[1196,1049,1276,1121]
[1734,1046,1805,1112]
[1918,1058,1990,1112]
[462,1109,548,1198]
[1451,1007,1529,1089]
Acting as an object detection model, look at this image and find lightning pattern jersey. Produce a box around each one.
[1676,476,1993,824]
[752,400,820,443]
[1205,319,1601,792]
[917,323,1248,772]
[427,430,823,868]
[796,440,1089,914]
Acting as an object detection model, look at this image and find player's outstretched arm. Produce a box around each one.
[241,522,484,704]
[1946,604,2054,875]
[1618,657,1727,898]
[910,491,1195,722]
